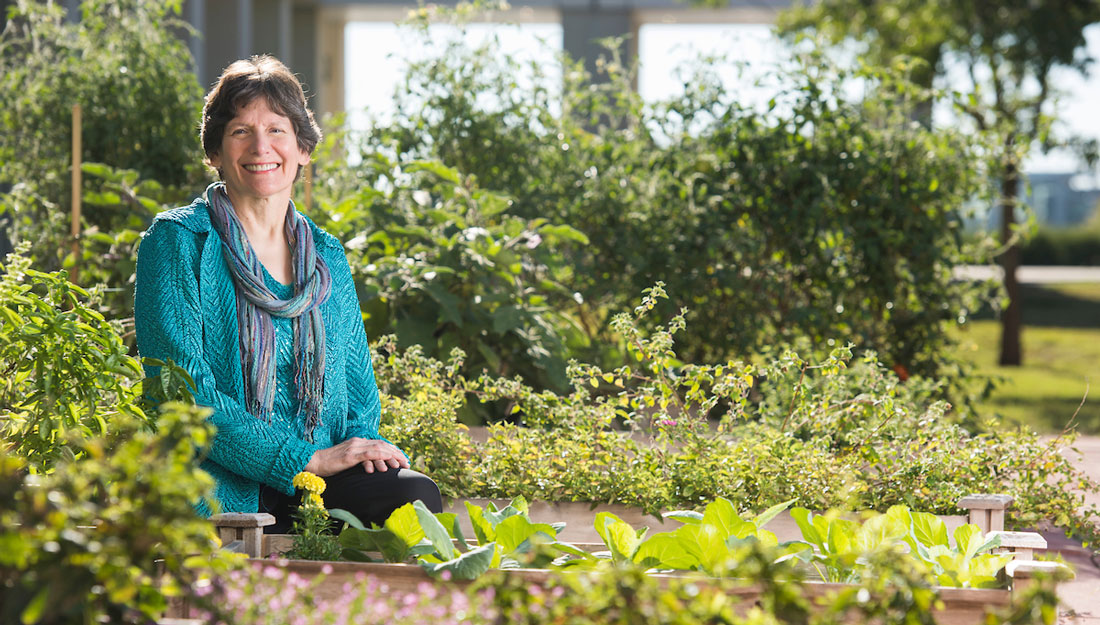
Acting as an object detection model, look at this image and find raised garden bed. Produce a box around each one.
[441,493,1012,544]
[191,493,1071,625]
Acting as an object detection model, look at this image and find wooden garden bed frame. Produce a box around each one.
[188,493,1071,625]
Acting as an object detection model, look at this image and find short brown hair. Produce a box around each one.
[200,55,322,178]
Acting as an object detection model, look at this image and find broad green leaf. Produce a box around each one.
[465,501,495,545]
[484,500,527,526]
[633,532,699,570]
[435,512,468,552]
[329,508,365,530]
[969,554,1013,587]
[753,498,796,529]
[595,512,646,562]
[674,522,728,574]
[791,508,824,550]
[776,541,816,564]
[701,497,744,540]
[495,514,557,554]
[826,518,858,556]
[538,223,590,244]
[508,496,530,514]
[419,542,496,580]
[755,529,779,547]
[338,527,409,563]
[910,510,949,549]
[384,502,425,549]
[414,500,456,560]
[855,511,907,553]
[663,510,703,524]
[551,541,598,561]
[953,524,984,559]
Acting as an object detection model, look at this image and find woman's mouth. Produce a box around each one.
[243,163,279,172]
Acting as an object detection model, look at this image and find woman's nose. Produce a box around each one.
[249,133,272,153]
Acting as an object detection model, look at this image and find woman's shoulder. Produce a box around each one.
[149,196,213,234]
[299,212,342,253]
[139,198,212,266]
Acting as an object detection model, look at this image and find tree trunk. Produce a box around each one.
[998,162,1022,366]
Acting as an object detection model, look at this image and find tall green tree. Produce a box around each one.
[0,0,204,272]
[779,0,1100,366]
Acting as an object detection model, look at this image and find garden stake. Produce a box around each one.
[71,102,81,285]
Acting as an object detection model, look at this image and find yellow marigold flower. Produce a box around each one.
[308,492,324,508]
[292,471,326,495]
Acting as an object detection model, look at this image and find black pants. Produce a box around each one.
[260,466,443,533]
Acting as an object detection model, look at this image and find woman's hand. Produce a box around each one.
[303,438,410,476]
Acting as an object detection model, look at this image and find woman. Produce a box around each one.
[135,55,442,532]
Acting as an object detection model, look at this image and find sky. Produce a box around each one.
[345,21,1100,175]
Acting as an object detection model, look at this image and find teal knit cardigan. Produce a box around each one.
[134,196,383,516]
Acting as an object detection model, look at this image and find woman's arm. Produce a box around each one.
[134,219,318,495]
[330,249,384,441]
[329,249,410,472]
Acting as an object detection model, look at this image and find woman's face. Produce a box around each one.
[209,97,310,206]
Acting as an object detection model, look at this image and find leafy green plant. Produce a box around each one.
[791,505,1012,588]
[365,27,1000,394]
[554,498,802,575]
[306,147,588,397]
[375,286,1100,547]
[0,249,149,471]
[335,496,559,580]
[0,402,240,624]
[284,472,342,562]
[0,0,204,286]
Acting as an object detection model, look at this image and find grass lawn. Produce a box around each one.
[951,283,1100,434]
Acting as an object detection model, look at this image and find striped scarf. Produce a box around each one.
[204,183,331,441]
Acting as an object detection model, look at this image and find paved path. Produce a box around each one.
[1044,435,1100,623]
[956,265,1100,284]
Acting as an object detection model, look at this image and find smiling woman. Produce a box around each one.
[134,55,443,533]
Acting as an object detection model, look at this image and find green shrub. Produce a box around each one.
[364,30,999,388]
[377,286,1100,545]
[0,249,149,471]
[304,145,589,394]
[0,402,239,625]
[1020,219,1100,266]
[0,0,203,280]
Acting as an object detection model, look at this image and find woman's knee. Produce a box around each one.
[400,470,443,512]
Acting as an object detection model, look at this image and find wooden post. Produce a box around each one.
[210,512,276,558]
[986,531,1047,561]
[70,103,82,284]
[304,160,313,213]
[956,494,1013,533]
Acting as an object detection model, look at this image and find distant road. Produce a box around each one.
[955,265,1100,283]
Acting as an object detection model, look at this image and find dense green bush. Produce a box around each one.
[1020,216,1100,266]
[306,143,590,393]
[363,31,999,385]
[0,0,203,276]
[0,249,149,471]
[0,402,238,625]
[378,287,1100,544]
